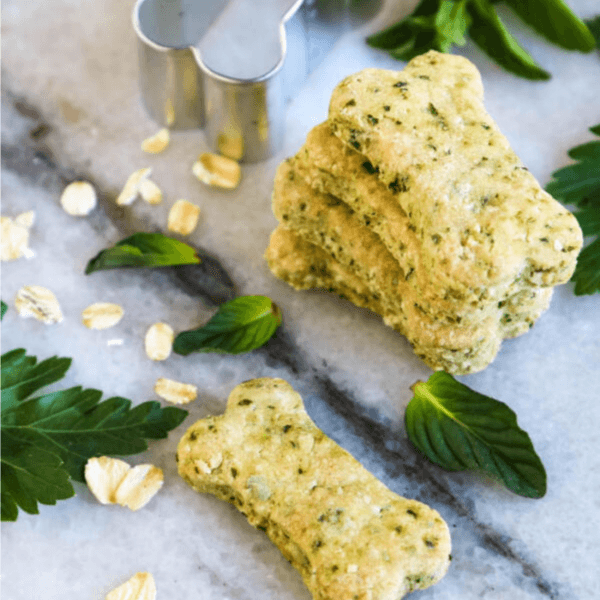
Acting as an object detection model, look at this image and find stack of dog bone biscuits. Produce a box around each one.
[177,378,452,600]
[266,50,582,374]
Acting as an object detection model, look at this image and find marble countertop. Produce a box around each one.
[2,1,600,598]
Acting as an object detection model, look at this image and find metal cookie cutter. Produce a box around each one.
[133,0,307,162]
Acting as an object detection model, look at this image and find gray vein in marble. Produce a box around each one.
[1,82,572,600]
[2,86,236,307]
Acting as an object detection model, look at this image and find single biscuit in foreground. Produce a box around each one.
[177,378,451,599]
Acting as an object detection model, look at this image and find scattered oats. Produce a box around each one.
[192,152,241,189]
[145,322,174,361]
[154,377,197,404]
[105,572,156,600]
[139,179,163,205]
[107,338,125,346]
[116,168,152,206]
[114,464,164,511]
[167,199,201,236]
[85,457,131,505]
[15,285,63,324]
[85,457,163,511]
[60,181,97,216]
[15,211,35,228]
[347,564,358,573]
[141,128,170,154]
[1,211,35,261]
[82,302,124,330]
[554,239,563,252]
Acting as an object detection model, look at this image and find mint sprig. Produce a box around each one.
[405,372,547,498]
[173,295,282,356]
[546,124,600,295]
[1,348,188,521]
[586,15,600,50]
[1,301,7,320]
[85,232,200,274]
[367,0,595,80]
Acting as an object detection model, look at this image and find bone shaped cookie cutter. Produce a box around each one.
[133,0,305,162]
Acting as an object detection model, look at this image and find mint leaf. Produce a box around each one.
[504,0,595,52]
[1,301,7,320]
[367,0,440,50]
[435,0,471,49]
[85,232,200,274]
[1,348,188,521]
[405,372,547,498]
[468,0,550,80]
[586,16,600,50]
[173,295,282,356]
[367,0,593,79]
[546,124,600,295]
[367,0,470,60]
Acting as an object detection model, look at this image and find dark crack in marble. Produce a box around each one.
[1,86,235,307]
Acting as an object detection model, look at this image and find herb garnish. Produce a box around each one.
[405,372,546,498]
[367,0,595,80]
[173,295,282,356]
[1,348,188,521]
[546,124,600,295]
[585,16,600,50]
[85,232,200,274]
[1,301,7,320]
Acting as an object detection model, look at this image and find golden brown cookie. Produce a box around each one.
[177,378,452,600]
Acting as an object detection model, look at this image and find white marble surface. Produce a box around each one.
[2,1,600,599]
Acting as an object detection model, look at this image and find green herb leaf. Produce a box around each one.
[173,295,283,356]
[585,16,600,50]
[367,0,470,60]
[570,238,600,295]
[367,0,441,49]
[1,349,188,521]
[546,124,600,295]
[467,0,550,80]
[367,0,593,79]
[504,0,595,52]
[435,0,471,49]
[1,431,75,520]
[1,301,7,320]
[405,372,547,498]
[0,350,71,411]
[85,232,200,274]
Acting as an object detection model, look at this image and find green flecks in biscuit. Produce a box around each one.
[328,51,582,293]
[266,226,552,374]
[266,52,580,374]
[177,378,452,599]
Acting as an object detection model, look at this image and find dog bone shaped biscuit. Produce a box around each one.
[177,378,451,599]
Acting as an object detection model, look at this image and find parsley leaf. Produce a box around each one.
[173,295,283,356]
[406,372,547,498]
[85,232,200,274]
[546,124,600,295]
[1,300,7,320]
[1,348,188,521]
[367,0,595,79]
